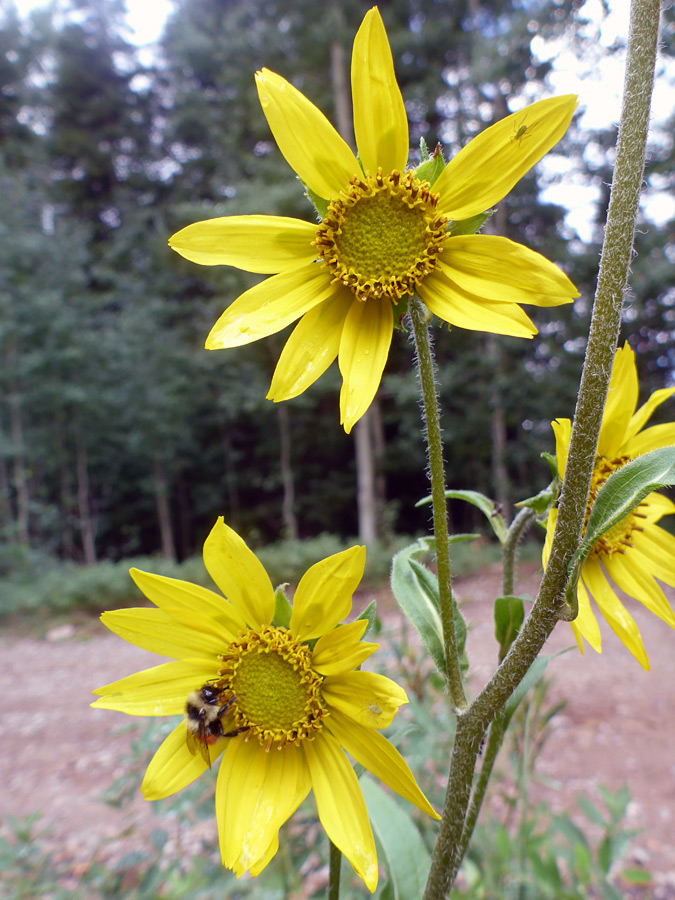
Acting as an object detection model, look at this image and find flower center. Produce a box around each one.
[586,454,646,558]
[315,169,448,303]
[216,626,326,749]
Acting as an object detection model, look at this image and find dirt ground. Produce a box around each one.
[1,561,674,895]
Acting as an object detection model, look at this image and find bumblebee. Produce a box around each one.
[185,684,246,767]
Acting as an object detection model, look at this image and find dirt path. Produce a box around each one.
[1,562,674,894]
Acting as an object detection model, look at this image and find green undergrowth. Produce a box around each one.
[0,533,534,621]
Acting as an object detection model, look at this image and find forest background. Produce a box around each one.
[2,0,675,596]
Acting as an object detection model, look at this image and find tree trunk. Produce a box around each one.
[7,342,29,544]
[76,434,97,564]
[154,456,176,561]
[277,405,298,540]
[57,422,75,560]
[0,427,13,540]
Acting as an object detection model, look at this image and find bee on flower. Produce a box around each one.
[92,518,438,891]
[545,344,675,668]
[169,7,578,433]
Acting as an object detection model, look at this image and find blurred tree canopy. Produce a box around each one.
[1,0,673,566]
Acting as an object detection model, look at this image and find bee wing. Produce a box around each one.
[186,726,212,769]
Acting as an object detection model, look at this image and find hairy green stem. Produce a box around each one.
[409,297,468,710]
[502,507,535,597]
[424,1,660,895]
[327,840,341,900]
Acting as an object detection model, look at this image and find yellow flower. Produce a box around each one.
[545,344,675,668]
[92,518,437,890]
[169,7,578,433]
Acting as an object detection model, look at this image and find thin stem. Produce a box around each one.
[409,297,467,710]
[328,840,341,900]
[502,507,534,597]
[423,1,660,895]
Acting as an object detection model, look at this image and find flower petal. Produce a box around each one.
[351,7,408,174]
[597,343,638,457]
[312,619,378,676]
[267,289,352,401]
[216,738,311,876]
[632,524,675,586]
[141,720,223,800]
[434,95,577,220]
[303,731,378,892]
[583,559,649,669]
[206,264,335,350]
[571,577,602,653]
[552,418,572,479]
[92,659,216,715]
[603,552,675,628]
[338,296,393,433]
[290,545,366,642]
[623,422,675,458]
[255,68,360,200]
[624,387,675,445]
[325,708,439,819]
[100,607,229,659]
[129,568,246,638]
[322,670,408,729]
[168,216,318,273]
[203,518,275,628]
[418,269,537,338]
[438,236,578,306]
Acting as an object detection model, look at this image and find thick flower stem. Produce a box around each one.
[423,1,660,896]
[409,298,468,711]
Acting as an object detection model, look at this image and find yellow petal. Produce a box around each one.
[255,68,360,200]
[202,518,274,628]
[639,491,675,523]
[100,607,229,659]
[304,731,378,892]
[552,418,572,479]
[216,738,311,876]
[434,95,577,219]
[571,577,602,653]
[583,560,649,669]
[92,659,216,715]
[168,215,318,273]
[206,264,335,350]
[597,343,638,457]
[141,720,222,800]
[325,709,439,819]
[351,8,408,174]
[267,289,352,401]
[418,269,537,338]
[322,670,408,729]
[290,545,366,641]
[632,524,675,585]
[624,387,675,445]
[338,296,393,433]
[438,236,578,306]
[312,619,378,676]
[623,422,675,458]
[603,553,675,628]
[129,568,246,639]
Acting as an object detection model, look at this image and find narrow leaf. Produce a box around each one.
[360,774,430,900]
[416,489,507,543]
[391,541,446,674]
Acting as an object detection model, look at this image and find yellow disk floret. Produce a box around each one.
[217,625,327,749]
[315,168,448,302]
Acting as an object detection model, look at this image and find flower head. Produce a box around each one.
[169,7,578,432]
[92,518,437,890]
[545,344,675,668]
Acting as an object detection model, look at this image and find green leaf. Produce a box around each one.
[448,209,494,236]
[273,584,291,628]
[515,482,557,516]
[390,541,445,675]
[303,183,329,219]
[568,446,675,595]
[414,141,445,186]
[493,594,525,660]
[416,489,507,543]
[360,774,430,900]
[576,795,608,828]
[357,599,377,638]
[620,866,652,885]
